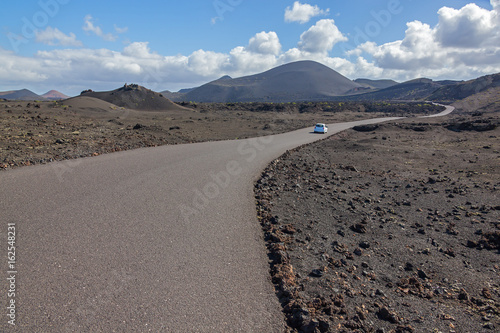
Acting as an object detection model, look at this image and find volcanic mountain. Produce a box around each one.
[80,84,188,111]
[0,89,46,101]
[177,61,363,102]
[342,73,500,103]
[42,90,69,100]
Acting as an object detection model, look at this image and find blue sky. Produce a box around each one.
[1,0,499,95]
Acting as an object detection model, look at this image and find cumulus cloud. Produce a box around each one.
[2,1,500,95]
[35,27,83,47]
[363,21,446,71]
[187,49,229,77]
[285,1,329,24]
[298,19,347,53]
[349,0,500,80]
[247,31,282,55]
[435,3,500,48]
[0,48,49,83]
[228,46,279,76]
[122,42,161,59]
[83,15,117,41]
[0,45,187,94]
[224,31,284,76]
[0,30,282,94]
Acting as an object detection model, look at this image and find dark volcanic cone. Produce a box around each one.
[81,84,188,111]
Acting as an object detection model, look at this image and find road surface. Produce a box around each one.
[1,107,452,332]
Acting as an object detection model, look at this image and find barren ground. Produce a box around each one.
[0,100,439,169]
[255,111,499,332]
[3,99,497,332]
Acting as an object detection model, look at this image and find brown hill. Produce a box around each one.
[80,84,188,111]
[42,90,69,100]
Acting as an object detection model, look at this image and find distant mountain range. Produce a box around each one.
[340,74,500,103]
[2,61,499,105]
[0,89,68,101]
[337,78,463,101]
[161,60,498,103]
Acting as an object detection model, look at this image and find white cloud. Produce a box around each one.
[35,27,83,47]
[348,1,500,80]
[247,31,282,55]
[103,61,142,75]
[122,42,160,59]
[187,49,229,77]
[83,15,117,42]
[1,2,500,95]
[285,1,329,24]
[228,46,278,76]
[0,48,49,83]
[435,3,499,48]
[364,21,446,71]
[298,19,347,53]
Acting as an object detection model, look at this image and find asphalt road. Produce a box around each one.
[1,108,452,332]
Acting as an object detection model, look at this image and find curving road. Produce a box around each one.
[1,106,452,332]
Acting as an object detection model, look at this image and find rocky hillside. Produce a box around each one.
[429,73,500,103]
